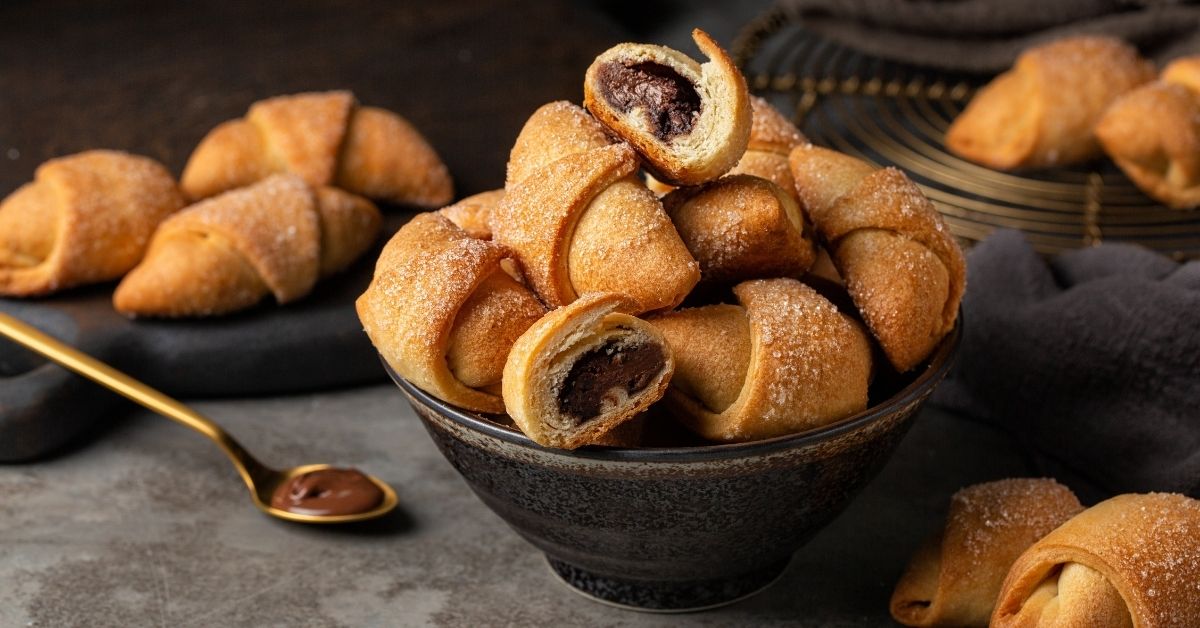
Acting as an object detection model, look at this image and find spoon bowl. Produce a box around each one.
[0,311,397,524]
[255,463,399,524]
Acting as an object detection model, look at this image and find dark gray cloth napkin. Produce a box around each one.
[774,0,1200,72]
[932,230,1200,497]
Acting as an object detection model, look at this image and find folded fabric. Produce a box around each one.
[932,230,1200,497]
[773,0,1200,72]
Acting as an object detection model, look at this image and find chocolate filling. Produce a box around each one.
[558,339,665,422]
[596,61,701,141]
[270,467,384,517]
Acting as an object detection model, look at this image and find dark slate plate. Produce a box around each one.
[0,215,406,461]
[0,0,627,460]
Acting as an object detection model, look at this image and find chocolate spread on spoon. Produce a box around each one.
[270,467,384,516]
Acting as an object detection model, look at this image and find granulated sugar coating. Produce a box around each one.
[505,101,613,188]
[247,91,354,187]
[796,154,965,372]
[648,278,870,442]
[0,149,184,296]
[995,492,1200,628]
[889,478,1083,627]
[157,174,320,302]
[664,174,813,283]
[744,96,807,155]
[357,212,524,414]
[947,479,1083,565]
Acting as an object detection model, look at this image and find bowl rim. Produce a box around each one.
[386,319,960,462]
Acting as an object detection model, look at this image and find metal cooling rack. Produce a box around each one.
[733,9,1200,260]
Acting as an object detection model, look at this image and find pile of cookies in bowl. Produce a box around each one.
[359,30,965,610]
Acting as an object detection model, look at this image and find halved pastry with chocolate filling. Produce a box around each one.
[583,29,751,186]
[650,278,872,442]
[502,292,674,450]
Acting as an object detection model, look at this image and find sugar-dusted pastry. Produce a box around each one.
[728,96,807,194]
[993,492,1200,628]
[181,90,453,207]
[662,174,815,283]
[502,292,674,449]
[583,29,751,186]
[0,150,184,296]
[890,479,1084,627]
[789,145,965,372]
[493,102,698,314]
[358,212,546,414]
[1097,56,1200,209]
[650,278,871,442]
[946,36,1153,170]
[438,189,504,239]
[114,174,380,317]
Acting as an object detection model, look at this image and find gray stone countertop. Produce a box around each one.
[0,386,1032,627]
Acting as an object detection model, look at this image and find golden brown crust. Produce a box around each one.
[583,29,751,186]
[728,97,808,198]
[506,101,613,189]
[1161,55,1200,93]
[947,36,1153,170]
[357,212,545,413]
[663,174,815,283]
[181,91,453,207]
[993,493,1200,628]
[114,175,380,318]
[890,479,1083,627]
[438,189,505,240]
[789,145,965,372]
[502,292,673,449]
[494,103,699,314]
[336,106,454,207]
[1097,83,1200,209]
[0,150,184,296]
[1097,57,1200,209]
[651,278,872,442]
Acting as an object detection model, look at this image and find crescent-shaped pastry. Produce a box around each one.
[0,150,184,296]
[789,145,965,372]
[1097,56,1200,209]
[438,189,504,240]
[993,492,1200,628]
[890,478,1084,627]
[650,278,872,442]
[114,174,381,317]
[180,90,453,207]
[583,29,751,186]
[493,102,699,314]
[662,174,816,283]
[502,292,674,450]
[357,212,547,413]
[946,36,1153,170]
[728,96,808,194]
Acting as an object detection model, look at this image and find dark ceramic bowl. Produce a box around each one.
[386,323,959,612]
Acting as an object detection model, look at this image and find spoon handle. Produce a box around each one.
[0,311,267,485]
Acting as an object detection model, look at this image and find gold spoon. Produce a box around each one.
[0,311,397,524]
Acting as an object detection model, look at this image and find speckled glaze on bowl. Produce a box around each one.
[386,323,959,612]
